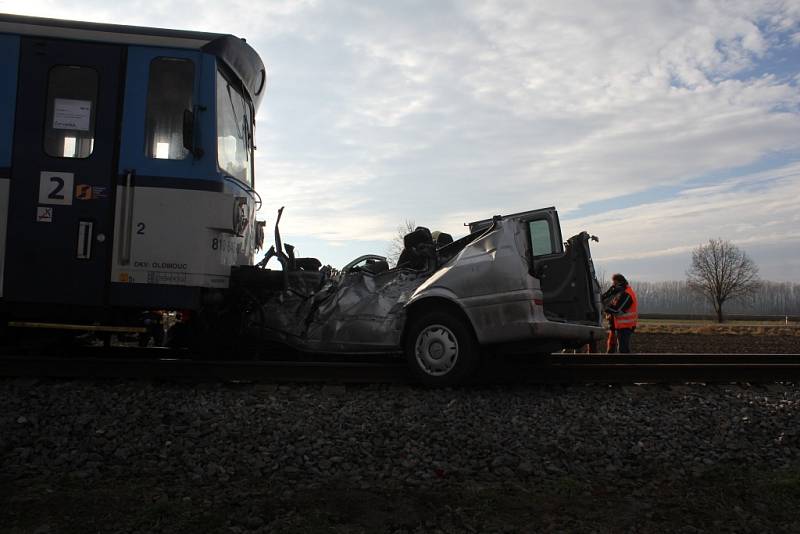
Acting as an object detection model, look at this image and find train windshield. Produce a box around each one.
[216,69,253,185]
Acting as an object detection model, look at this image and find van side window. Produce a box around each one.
[144,57,194,160]
[529,219,554,256]
[44,66,98,159]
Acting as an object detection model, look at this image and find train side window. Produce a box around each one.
[43,66,98,159]
[529,219,554,257]
[145,57,194,160]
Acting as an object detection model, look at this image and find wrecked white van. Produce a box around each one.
[236,207,606,386]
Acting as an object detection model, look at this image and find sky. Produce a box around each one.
[3,0,799,281]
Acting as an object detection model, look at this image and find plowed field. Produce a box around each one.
[633,332,800,354]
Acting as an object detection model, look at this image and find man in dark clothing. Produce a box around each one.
[601,281,624,353]
[603,273,638,353]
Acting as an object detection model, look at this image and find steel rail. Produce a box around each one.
[503,362,800,384]
[548,353,800,365]
[1,351,799,384]
[0,355,410,383]
[496,353,800,383]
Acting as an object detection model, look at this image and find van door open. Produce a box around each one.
[524,213,601,324]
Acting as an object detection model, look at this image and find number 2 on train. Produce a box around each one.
[38,171,74,205]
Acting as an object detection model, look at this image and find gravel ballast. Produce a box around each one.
[2,378,800,533]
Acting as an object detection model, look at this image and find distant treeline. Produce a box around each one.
[625,280,800,315]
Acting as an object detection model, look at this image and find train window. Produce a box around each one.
[216,69,253,185]
[43,66,98,159]
[529,219,554,257]
[145,57,194,160]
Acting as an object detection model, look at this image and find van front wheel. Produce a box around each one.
[404,310,479,387]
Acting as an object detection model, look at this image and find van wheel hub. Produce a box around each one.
[415,324,458,376]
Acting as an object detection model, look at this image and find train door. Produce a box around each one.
[4,37,122,307]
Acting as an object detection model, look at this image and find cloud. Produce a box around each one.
[563,162,800,270]
[257,1,799,202]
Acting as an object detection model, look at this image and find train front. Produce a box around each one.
[0,15,266,337]
[109,35,267,316]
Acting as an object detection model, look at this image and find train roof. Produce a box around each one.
[0,13,266,111]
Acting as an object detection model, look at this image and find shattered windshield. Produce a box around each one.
[216,68,253,185]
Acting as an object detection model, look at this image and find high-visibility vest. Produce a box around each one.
[614,286,638,329]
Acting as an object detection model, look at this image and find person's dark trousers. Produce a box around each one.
[617,328,634,353]
[606,330,618,353]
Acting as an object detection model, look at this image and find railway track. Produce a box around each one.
[1,348,799,384]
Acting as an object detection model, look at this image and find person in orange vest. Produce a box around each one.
[603,273,638,353]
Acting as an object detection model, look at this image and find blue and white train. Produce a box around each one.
[0,14,265,336]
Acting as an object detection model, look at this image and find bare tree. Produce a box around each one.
[387,219,416,267]
[686,238,760,322]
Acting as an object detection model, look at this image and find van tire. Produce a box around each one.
[404,309,479,387]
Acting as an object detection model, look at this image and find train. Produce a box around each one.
[0,14,267,341]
